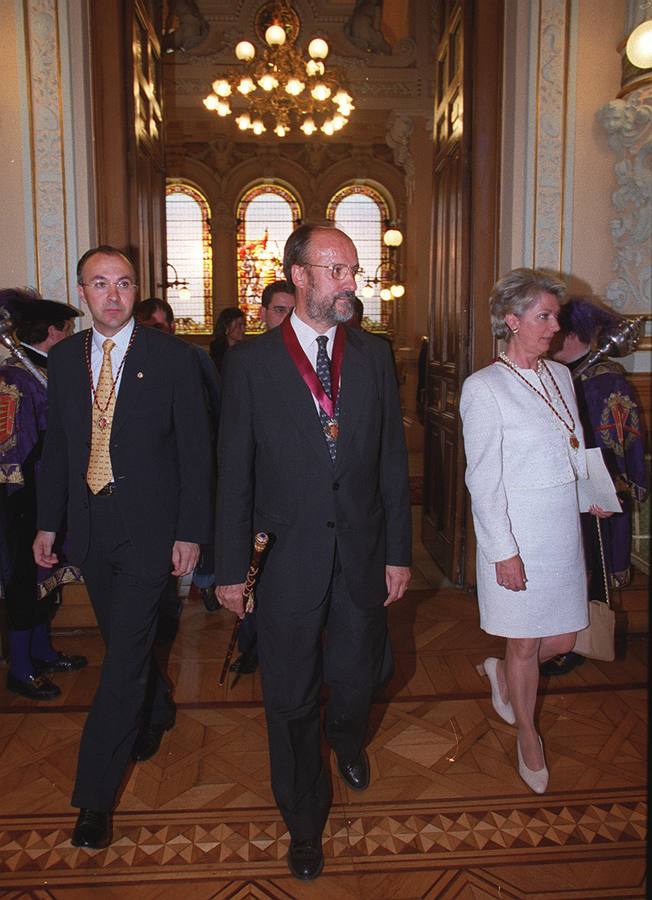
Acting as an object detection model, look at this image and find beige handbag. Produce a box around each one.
[574,519,616,662]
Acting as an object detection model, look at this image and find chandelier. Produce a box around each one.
[202,1,354,137]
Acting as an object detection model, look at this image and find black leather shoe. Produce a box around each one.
[230,650,258,674]
[337,750,370,791]
[287,838,324,881]
[6,672,61,700]
[540,652,585,677]
[33,652,88,674]
[202,587,220,611]
[132,702,176,762]
[71,808,111,849]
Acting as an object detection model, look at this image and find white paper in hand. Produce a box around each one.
[577,447,621,513]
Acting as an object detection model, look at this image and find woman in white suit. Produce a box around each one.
[460,269,611,794]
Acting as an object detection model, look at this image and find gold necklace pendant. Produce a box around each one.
[570,434,579,449]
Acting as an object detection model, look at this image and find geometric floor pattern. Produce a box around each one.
[0,544,647,896]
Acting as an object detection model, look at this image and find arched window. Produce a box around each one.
[236,184,301,330]
[165,183,213,334]
[327,185,391,330]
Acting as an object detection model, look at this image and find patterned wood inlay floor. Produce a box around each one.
[0,582,647,897]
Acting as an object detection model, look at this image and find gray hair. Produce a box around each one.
[490,268,566,339]
[282,222,334,285]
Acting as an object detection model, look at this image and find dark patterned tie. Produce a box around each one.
[315,335,337,462]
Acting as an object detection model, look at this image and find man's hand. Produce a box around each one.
[384,565,411,606]
[589,504,615,519]
[33,531,58,568]
[495,554,527,591]
[216,583,246,619]
[171,541,200,576]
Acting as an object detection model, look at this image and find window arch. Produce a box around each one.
[236,183,301,331]
[165,182,213,334]
[327,185,391,330]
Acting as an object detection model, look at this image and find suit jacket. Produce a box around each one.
[214,324,411,612]
[37,324,213,575]
[460,359,587,564]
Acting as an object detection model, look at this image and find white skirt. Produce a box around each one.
[476,481,589,638]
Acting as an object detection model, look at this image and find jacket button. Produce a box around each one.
[332,482,339,491]
[326,521,335,528]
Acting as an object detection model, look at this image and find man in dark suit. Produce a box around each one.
[33,246,212,849]
[215,224,411,881]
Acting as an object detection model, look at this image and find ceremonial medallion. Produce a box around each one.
[570,434,579,450]
[324,420,339,440]
[97,415,109,432]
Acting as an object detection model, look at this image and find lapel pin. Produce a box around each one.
[137,371,144,379]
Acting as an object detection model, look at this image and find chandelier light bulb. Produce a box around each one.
[235,40,255,61]
[380,288,392,301]
[216,100,231,116]
[212,79,232,97]
[274,124,288,137]
[236,113,251,129]
[252,119,266,135]
[383,228,403,247]
[361,283,375,299]
[258,73,278,91]
[626,20,652,68]
[333,89,352,106]
[321,120,334,135]
[306,59,324,77]
[308,38,329,60]
[301,117,317,135]
[390,284,405,298]
[203,94,220,110]
[285,78,305,96]
[238,76,256,95]
[178,285,192,301]
[265,23,286,47]
[311,82,331,101]
[332,113,346,130]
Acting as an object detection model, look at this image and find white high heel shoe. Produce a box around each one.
[476,657,516,725]
[517,737,549,794]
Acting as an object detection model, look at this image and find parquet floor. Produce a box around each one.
[0,521,647,897]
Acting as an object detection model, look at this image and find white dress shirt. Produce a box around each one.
[90,317,135,396]
[290,311,338,412]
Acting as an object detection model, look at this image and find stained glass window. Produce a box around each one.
[327,185,391,330]
[236,184,301,331]
[165,183,213,334]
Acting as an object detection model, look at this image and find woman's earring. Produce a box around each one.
[511,327,519,334]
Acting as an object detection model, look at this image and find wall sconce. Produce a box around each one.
[166,262,191,301]
[626,19,652,69]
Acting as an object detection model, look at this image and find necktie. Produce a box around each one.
[315,335,338,462]
[86,338,116,493]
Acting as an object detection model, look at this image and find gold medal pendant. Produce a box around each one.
[324,420,339,440]
[570,434,579,450]
[97,414,110,432]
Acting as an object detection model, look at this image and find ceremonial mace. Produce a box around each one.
[217,531,269,686]
[0,306,48,387]
[571,315,644,382]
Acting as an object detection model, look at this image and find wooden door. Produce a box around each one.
[89,0,165,296]
[422,0,502,584]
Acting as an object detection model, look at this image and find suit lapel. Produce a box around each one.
[264,330,334,470]
[111,326,149,436]
[335,329,370,471]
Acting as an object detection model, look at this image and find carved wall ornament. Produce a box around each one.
[386,113,415,204]
[598,87,652,314]
[345,0,391,55]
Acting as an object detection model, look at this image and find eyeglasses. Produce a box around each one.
[304,263,363,281]
[80,278,138,292]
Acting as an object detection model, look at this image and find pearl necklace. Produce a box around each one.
[496,352,579,450]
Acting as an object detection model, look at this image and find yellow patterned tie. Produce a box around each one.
[86,338,116,494]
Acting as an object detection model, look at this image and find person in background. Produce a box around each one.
[209,306,245,374]
[134,297,176,333]
[541,295,648,675]
[460,269,612,796]
[0,289,85,700]
[349,296,365,329]
[260,280,294,331]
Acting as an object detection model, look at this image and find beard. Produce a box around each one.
[305,285,355,326]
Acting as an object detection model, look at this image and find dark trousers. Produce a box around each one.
[4,482,54,630]
[72,493,171,811]
[256,552,392,840]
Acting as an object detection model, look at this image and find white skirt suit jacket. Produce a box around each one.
[460,359,589,638]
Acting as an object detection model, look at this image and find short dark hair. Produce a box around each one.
[77,245,135,283]
[212,306,245,340]
[261,280,294,308]
[135,297,175,326]
[558,295,623,345]
[282,223,334,285]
